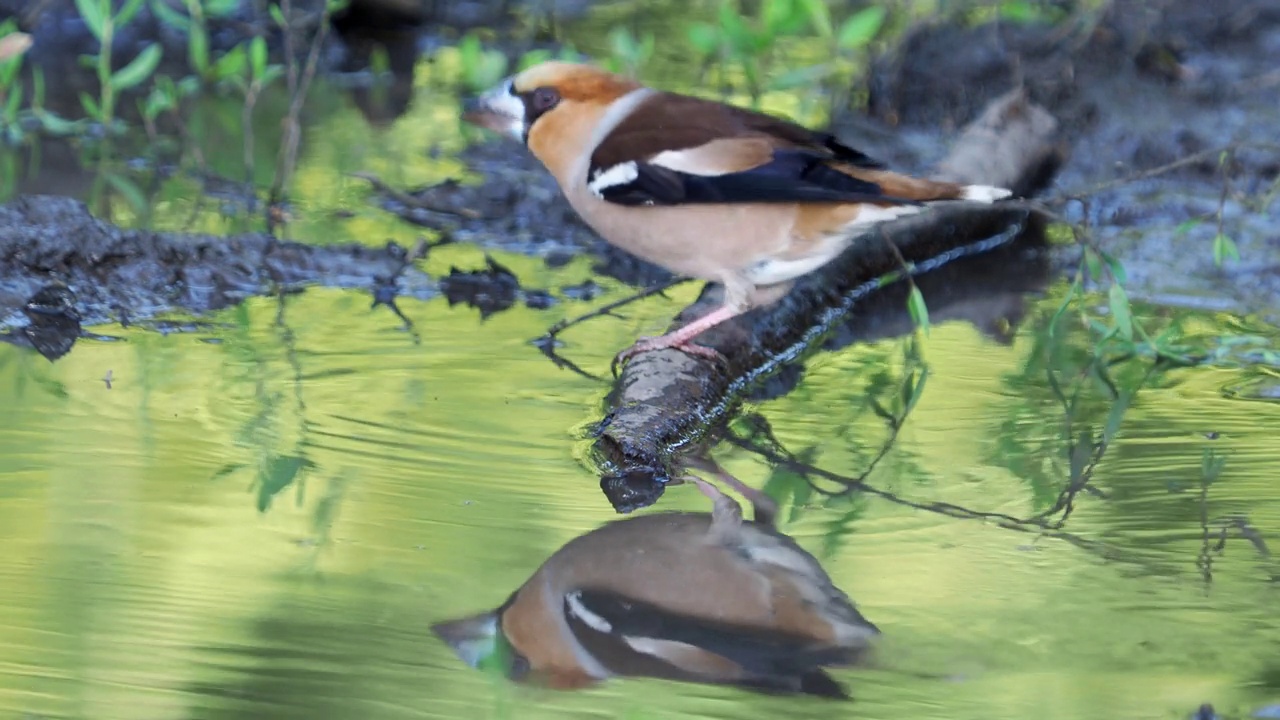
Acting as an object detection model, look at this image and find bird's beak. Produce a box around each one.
[461,79,525,141]
[431,611,499,669]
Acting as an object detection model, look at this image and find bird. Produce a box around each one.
[431,478,879,698]
[462,60,1011,366]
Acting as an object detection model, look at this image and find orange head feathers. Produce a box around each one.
[461,61,640,143]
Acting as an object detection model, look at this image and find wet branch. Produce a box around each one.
[590,89,1067,512]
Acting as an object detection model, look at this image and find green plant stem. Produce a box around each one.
[98,17,115,128]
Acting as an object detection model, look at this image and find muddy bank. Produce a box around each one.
[866,0,1280,316]
[0,195,435,356]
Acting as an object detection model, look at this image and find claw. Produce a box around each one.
[611,336,728,375]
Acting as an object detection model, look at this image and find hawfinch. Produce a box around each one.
[431,479,878,698]
[462,61,1011,363]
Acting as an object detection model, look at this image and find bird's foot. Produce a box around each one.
[611,336,727,375]
[689,478,744,540]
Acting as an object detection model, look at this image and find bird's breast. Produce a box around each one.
[561,177,798,282]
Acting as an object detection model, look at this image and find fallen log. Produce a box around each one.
[590,89,1068,513]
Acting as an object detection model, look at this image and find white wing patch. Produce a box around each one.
[587,162,639,198]
[847,204,925,227]
[648,148,728,176]
[961,184,1013,202]
[564,591,614,633]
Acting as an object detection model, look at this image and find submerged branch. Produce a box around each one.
[590,90,1067,512]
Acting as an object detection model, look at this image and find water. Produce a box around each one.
[2,10,1280,720]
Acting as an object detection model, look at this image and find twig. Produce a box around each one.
[268,0,332,230]
[350,172,486,219]
[533,277,687,346]
[725,410,1185,576]
[1054,142,1262,201]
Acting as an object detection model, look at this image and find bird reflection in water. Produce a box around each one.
[432,472,878,699]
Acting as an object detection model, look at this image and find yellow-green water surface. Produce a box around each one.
[2,16,1280,720]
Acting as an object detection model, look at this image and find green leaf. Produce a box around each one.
[1083,245,1102,280]
[1100,250,1127,284]
[149,0,190,31]
[0,53,20,86]
[206,0,240,17]
[687,22,721,56]
[763,0,791,31]
[30,64,45,108]
[110,44,161,90]
[762,0,809,35]
[250,35,268,79]
[1102,392,1131,445]
[105,171,147,215]
[176,75,200,96]
[717,1,755,55]
[256,455,311,512]
[903,365,929,415]
[1201,448,1226,485]
[1212,233,1239,267]
[766,63,830,90]
[189,24,209,74]
[907,285,930,335]
[3,85,20,119]
[258,65,283,86]
[609,27,637,59]
[75,0,107,41]
[79,91,103,120]
[115,0,147,26]
[269,3,286,27]
[1174,217,1203,236]
[837,6,886,49]
[36,110,83,136]
[210,43,247,81]
[997,0,1061,24]
[800,0,832,37]
[142,84,174,119]
[518,48,553,70]
[1108,283,1133,341]
[458,32,480,66]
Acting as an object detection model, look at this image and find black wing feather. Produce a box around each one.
[565,588,860,679]
[592,149,920,207]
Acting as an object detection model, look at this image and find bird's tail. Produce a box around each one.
[837,166,1012,204]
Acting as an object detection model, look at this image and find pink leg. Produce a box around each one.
[613,305,740,370]
[686,455,778,527]
[691,478,743,540]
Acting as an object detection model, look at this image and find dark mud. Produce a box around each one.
[0,195,436,355]
[867,0,1280,316]
[438,254,556,318]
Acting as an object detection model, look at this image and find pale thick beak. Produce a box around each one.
[461,80,525,140]
[431,611,499,668]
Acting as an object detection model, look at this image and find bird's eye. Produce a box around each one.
[531,87,560,113]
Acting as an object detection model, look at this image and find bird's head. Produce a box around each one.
[462,61,642,146]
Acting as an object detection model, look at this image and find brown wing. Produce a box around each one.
[591,92,884,170]
[584,92,906,207]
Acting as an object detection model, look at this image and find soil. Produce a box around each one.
[0,195,435,357]
[865,0,1280,317]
